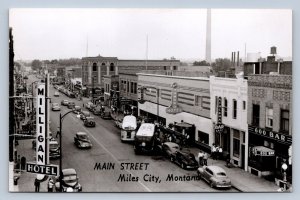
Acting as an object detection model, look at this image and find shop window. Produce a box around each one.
[198,131,209,145]
[233,137,240,158]
[280,110,289,133]
[224,98,228,117]
[252,104,260,126]
[233,99,237,119]
[265,107,273,128]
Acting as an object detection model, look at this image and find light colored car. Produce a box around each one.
[61,99,69,106]
[54,91,60,97]
[51,103,61,111]
[80,111,90,120]
[197,165,231,189]
[73,106,82,114]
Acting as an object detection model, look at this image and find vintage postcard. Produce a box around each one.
[8,8,292,192]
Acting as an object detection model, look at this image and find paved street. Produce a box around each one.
[16,75,238,192]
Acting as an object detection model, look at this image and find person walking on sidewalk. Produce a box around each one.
[198,151,204,166]
[203,152,208,166]
[34,178,40,192]
[47,177,54,192]
[211,144,217,160]
[218,147,223,160]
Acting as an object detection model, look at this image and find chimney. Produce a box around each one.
[233,52,236,67]
[237,51,240,66]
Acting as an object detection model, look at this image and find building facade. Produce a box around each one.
[137,71,213,151]
[210,75,248,170]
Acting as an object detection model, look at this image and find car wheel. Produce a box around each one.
[170,156,174,162]
[181,163,185,169]
[210,181,214,188]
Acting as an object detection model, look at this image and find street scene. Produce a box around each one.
[9,9,292,192]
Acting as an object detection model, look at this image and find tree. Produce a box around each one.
[193,60,210,66]
[31,60,42,71]
[211,58,232,73]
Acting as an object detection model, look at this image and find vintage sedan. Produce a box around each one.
[114,117,123,129]
[100,111,112,119]
[61,99,69,106]
[67,101,76,109]
[51,103,61,111]
[170,150,199,170]
[162,142,180,158]
[73,106,82,114]
[85,102,95,111]
[55,168,82,192]
[80,111,90,121]
[49,140,60,159]
[84,117,96,127]
[74,132,92,148]
[197,165,231,189]
[54,91,60,97]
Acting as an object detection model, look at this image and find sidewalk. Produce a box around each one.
[188,147,281,192]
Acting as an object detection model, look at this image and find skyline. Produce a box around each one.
[9,9,292,61]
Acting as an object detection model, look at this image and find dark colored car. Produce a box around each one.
[49,140,60,159]
[80,111,90,120]
[101,111,112,119]
[74,132,92,148]
[55,168,82,192]
[162,142,180,158]
[61,99,69,106]
[170,151,199,170]
[197,165,231,189]
[84,117,96,127]
[67,101,75,109]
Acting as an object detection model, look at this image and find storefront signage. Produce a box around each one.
[249,125,292,145]
[26,162,59,176]
[215,97,224,134]
[166,82,182,114]
[36,83,46,165]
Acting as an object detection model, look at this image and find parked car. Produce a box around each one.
[80,111,90,120]
[170,150,198,170]
[73,106,82,114]
[85,102,94,111]
[92,106,102,115]
[100,111,112,119]
[51,103,61,111]
[67,101,76,109]
[162,142,180,158]
[54,91,60,97]
[55,168,82,192]
[84,117,96,127]
[61,99,69,106]
[74,132,92,148]
[197,165,231,189]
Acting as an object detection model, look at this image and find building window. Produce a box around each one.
[134,83,137,94]
[280,110,289,132]
[110,63,115,71]
[233,99,237,119]
[252,104,260,126]
[131,82,134,93]
[123,81,127,92]
[195,96,202,106]
[163,66,167,70]
[265,107,273,128]
[127,81,129,93]
[173,66,177,70]
[243,101,246,110]
[198,131,209,145]
[233,129,240,158]
[224,98,228,117]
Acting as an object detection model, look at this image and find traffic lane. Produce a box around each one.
[49,87,238,192]
[49,105,150,192]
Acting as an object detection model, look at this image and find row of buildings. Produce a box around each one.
[44,47,292,184]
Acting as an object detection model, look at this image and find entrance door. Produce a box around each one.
[241,144,245,169]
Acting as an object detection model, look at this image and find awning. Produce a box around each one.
[175,122,193,128]
[252,146,275,156]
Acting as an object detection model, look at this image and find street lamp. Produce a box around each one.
[282,163,288,191]
[59,110,80,192]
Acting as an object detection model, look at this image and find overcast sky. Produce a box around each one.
[9,8,292,61]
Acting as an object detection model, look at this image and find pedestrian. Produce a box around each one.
[198,151,204,166]
[203,152,208,166]
[218,147,223,160]
[48,177,54,192]
[34,178,40,192]
[211,144,217,160]
[216,146,219,160]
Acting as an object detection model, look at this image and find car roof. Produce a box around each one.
[82,111,89,114]
[86,116,94,119]
[76,132,87,136]
[206,165,226,173]
[49,140,59,145]
[62,168,77,175]
[164,142,179,148]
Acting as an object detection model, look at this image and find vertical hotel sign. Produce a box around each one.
[36,83,46,165]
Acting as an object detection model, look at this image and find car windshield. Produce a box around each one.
[63,174,77,182]
[216,172,227,177]
[78,135,88,140]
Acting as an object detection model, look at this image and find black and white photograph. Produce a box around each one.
[8,8,292,192]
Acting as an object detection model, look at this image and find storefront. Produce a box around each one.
[248,125,292,181]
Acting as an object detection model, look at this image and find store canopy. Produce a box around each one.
[175,122,194,128]
[252,146,275,156]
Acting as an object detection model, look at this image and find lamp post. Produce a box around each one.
[59,110,79,192]
[282,163,288,191]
